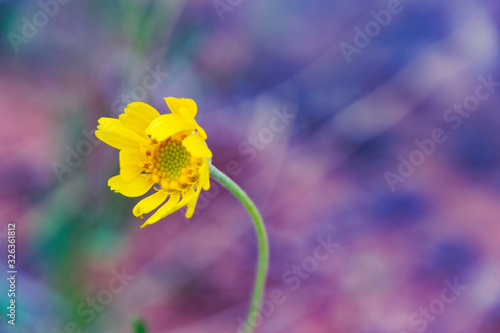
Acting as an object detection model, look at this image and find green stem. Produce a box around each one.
[209,164,269,333]
[132,317,148,333]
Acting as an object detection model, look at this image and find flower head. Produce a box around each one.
[95,97,211,227]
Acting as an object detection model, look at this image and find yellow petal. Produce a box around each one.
[164,97,197,118]
[119,149,144,182]
[182,135,212,158]
[164,97,207,139]
[199,159,210,191]
[133,190,169,218]
[108,174,153,197]
[140,192,181,227]
[145,114,197,142]
[196,126,207,140]
[119,102,160,137]
[185,186,202,218]
[96,118,148,150]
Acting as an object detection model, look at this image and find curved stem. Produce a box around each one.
[209,164,269,333]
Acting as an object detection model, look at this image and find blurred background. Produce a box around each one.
[1,0,500,332]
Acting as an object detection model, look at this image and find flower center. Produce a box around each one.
[140,135,201,192]
[153,139,191,179]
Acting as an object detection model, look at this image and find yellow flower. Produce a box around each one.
[95,97,212,227]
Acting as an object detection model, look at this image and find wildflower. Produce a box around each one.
[95,97,211,227]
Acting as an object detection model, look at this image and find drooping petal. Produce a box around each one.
[133,190,169,218]
[108,174,153,197]
[145,114,198,142]
[119,149,144,182]
[96,118,148,150]
[165,97,197,118]
[199,159,210,191]
[182,135,212,158]
[140,192,181,227]
[185,186,202,218]
[119,102,160,137]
